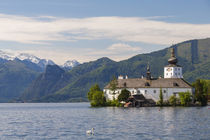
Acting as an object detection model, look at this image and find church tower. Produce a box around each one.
[164,48,183,78]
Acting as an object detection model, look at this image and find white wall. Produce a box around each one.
[104,87,193,102]
[164,67,183,78]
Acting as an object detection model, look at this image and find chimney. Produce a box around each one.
[125,75,128,79]
[118,75,123,79]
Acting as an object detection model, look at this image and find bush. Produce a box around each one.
[169,95,178,106]
[118,89,130,102]
[178,92,192,106]
[106,98,122,107]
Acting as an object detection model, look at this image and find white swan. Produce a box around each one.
[86,128,94,135]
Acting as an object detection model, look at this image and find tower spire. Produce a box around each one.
[146,63,151,80]
[168,48,178,65]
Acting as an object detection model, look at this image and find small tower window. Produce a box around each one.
[145,90,147,94]
[154,90,156,93]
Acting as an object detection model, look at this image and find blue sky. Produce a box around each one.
[0,0,210,64]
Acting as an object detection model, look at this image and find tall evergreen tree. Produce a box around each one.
[158,88,164,106]
[109,76,118,95]
[194,79,207,106]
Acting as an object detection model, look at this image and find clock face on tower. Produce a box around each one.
[167,67,172,72]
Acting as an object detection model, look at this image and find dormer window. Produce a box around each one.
[145,82,150,86]
[123,82,127,87]
[173,82,179,87]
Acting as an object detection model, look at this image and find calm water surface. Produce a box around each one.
[0,103,209,140]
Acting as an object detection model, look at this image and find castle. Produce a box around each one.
[103,48,194,103]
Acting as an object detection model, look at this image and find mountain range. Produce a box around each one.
[19,38,210,102]
[0,51,80,102]
[0,38,209,102]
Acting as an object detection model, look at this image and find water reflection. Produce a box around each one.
[0,103,209,140]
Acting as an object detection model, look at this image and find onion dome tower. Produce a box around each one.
[146,64,151,80]
[164,48,183,78]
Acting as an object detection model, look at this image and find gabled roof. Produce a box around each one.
[104,78,192,89]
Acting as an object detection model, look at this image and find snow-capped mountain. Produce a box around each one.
[17,53,41,64]
[0,50,15,60]
[0,50,79,70]
[63,60,80,70]
[16,53,55,68]
[0,50,55,69]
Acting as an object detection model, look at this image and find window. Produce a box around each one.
[154,90,156,93]
[164,90,166,93]
[145,90,147,94]
[137,90,140,94]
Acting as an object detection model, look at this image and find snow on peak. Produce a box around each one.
[0,50,15,60]
[16,53,55,68]
[63,60,80,68]
[17,53,41,64]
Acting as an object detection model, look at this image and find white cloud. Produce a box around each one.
[107,43,141,52]
[0,13,210,45]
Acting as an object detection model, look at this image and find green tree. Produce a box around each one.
[169,95,177,106]
[90,90,106,107]
[109,76,118,95]
[158,88,164,106]
[87,84,101,101]
[178,92,192,106]
[87,84,106,107]
[118,89,130,102]
[193,79,207,106]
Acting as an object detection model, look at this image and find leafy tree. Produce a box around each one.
[158,88,164,106]
[109,76,118,95]
[90,90,106,107]
[87,84,106,107]
[118,89,130,102]
[87,84,101,101]
[169,95,177,106]
[193,79,207,106]
[178,92,192,106]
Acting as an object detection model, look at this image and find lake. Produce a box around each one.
[0,103,209,140]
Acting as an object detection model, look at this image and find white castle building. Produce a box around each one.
[103,48,194,102]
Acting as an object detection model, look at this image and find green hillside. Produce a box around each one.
[0,60,39,102]
[21,38,210,102]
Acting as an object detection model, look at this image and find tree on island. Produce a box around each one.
[157,88,164,106]
[169,95,178,106]
[87,84,106,107]
[118,89,130,102]
[193,79,208,106]
[109,76,118,95]
[178,91,192,106]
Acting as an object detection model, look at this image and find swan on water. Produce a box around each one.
[86,128,94,134]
